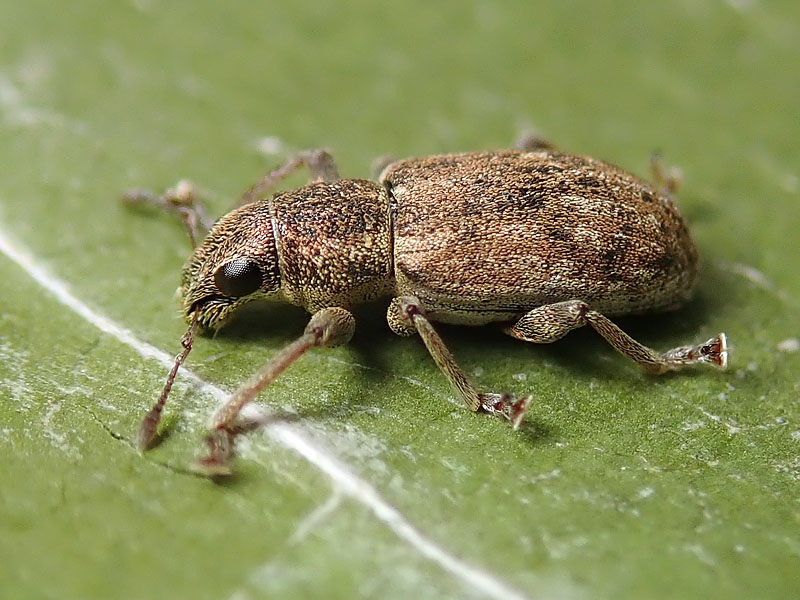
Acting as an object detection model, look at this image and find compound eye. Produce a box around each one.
[214,259,263,298]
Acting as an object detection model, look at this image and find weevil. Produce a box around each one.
[127,139,727,476]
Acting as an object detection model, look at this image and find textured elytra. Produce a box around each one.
[382,150,697,324]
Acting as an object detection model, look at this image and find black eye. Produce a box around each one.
[214,259,263,298]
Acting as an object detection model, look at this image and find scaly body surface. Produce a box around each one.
[129,145,726,476]
[384,150,697,323]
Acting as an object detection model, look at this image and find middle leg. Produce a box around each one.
[387,296,531,428]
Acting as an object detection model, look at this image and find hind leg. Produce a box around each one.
[650,153,682,195]
[514,132,556,152]
[505,300,727,374]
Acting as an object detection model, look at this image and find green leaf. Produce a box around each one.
[2,1,798,598]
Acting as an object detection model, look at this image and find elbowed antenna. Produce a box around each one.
[138,312,199,451]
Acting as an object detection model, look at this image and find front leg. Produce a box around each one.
[387,296,531,428]
[123,150,340,246]
[198,306,355,476]
[123,179,214,248]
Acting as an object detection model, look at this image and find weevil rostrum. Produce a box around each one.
[128,140,728,476]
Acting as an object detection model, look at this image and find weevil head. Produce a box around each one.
[180,202,281,331]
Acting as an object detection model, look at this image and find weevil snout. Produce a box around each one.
[180,202,282,330]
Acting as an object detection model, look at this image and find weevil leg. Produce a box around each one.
[505,300,728,374]
[196,306,355,476]
[122,179,214,248]
[138,312,199,451]
[238,149,341,205]
[650,153,682,195]
[514,132,556,152]
[387,296,531,428]
[371,154,396,179]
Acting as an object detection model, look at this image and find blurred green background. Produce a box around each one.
[1,1,798,599]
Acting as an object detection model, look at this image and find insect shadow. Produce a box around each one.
[205,278,719,450]
[207,301,555,440]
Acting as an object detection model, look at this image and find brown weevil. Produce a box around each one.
[127,138,728,476]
